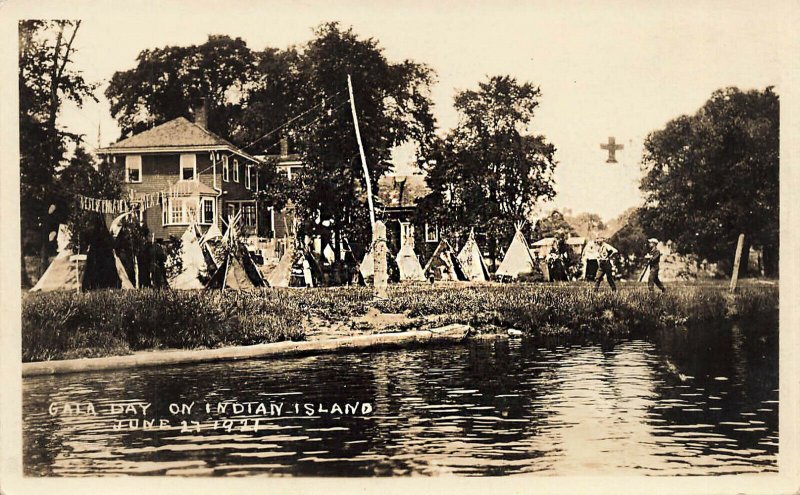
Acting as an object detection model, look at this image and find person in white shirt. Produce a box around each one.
[593,236,618,292]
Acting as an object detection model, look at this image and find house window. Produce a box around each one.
[233,159,240,182]
[162,197,198,226]
[425,223,439,243]
[201,198,215,225]
[227,203,237,222]
[125,155,142,183]
[180,154,196,181]
[245,164,252,189]
[242,204,257,228]
[222,156,230,182]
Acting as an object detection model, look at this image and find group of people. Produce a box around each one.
[590,236,666,293]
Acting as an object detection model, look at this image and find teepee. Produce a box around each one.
[31,225,81,292]
[82,214,135,291]
[495,224,537,281]
[424,239,466,281]
[395,225,425,282]
[169,223,208,289]
[457,230,489,282]
[267,240,297,288]
[205,213,265,290]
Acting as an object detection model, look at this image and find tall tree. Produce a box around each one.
[19,20,96,275]
[639,87,779,276]
[105,35,256,141]
[288,22,437,257]
[422,75,557,268]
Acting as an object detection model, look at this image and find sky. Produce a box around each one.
[39,0,786,221]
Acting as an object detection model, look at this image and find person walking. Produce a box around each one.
[593,236,618,292]
[644,238,666,293]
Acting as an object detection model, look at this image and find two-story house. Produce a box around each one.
[97,108,262,242]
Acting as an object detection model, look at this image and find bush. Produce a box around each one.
[22,289,305,361]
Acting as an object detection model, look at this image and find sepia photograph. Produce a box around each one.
[1,0,798,493]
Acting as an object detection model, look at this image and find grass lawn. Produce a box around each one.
[21,279,778,362]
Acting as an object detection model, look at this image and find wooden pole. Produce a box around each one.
[729,233,745,294]
[374,220,388,298]
[347,74,376,230]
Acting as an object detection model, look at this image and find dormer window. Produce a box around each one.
[125,155,142,183]
[180,154,196,181]
[233,159,240,182]
[222,156,230,182]
[245,164,251,189]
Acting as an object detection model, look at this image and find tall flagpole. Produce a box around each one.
[347,74,376,231]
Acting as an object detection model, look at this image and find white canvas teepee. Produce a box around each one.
[31,225,80,292]
[267,240,296,288]
[457,230,489,282]
[395,225,425,282]
[169,223,207,289]
[495,224,537,280]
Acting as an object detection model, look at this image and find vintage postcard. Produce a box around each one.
[1,0,798,494]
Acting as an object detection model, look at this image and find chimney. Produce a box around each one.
[193,98,208,129]
[280,137,289,157]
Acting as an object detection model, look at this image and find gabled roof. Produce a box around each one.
[98,117,260,163]
[377,174,430,209]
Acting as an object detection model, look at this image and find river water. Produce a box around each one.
[23,321,778,476]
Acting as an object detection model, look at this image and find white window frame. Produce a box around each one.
[200,197,216,225]
[180,154,196,181]
[233,159,240,182]
[222,156,230,182]
[125,155,142,183]
[425,223,439,243]
[242,204,257,228]
[162,197,199,226]
[245,164,252,189]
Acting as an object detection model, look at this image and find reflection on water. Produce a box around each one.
[23,322,777,476]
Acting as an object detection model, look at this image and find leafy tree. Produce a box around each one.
[56,147,122,252]
[533,210,577,240]
[106,35,257,141]
[565,212,606,239]
[421,75,557,268]
[288,22,437,258]
[19,20,96,276]
[608,208,649,277]
[639,87,779,276]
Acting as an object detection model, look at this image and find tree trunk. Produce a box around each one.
[762,243,778,278]
[488,234,497,271]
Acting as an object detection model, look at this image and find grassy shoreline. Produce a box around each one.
[22,281,778,362]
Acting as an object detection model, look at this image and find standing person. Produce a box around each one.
[593,236,618,292]
[644,238,666,293]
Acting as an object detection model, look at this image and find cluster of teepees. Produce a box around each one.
[267,239,323,288]
[205,213,266,290]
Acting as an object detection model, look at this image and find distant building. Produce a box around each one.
[375,173,436,254]
[97,107,262,241]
